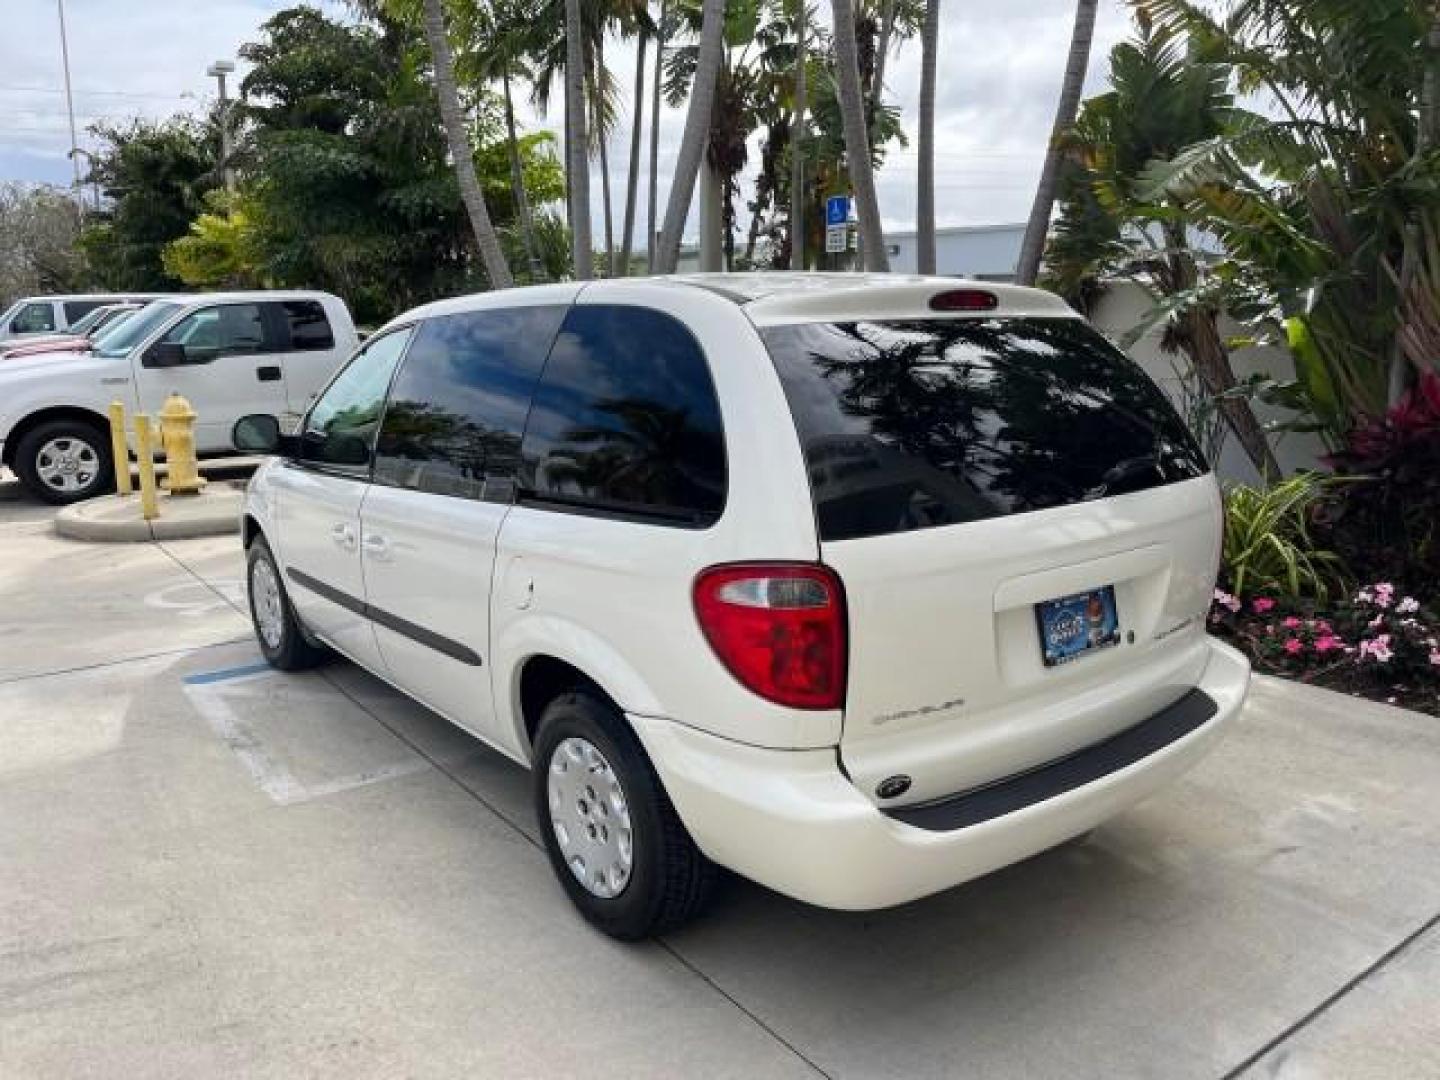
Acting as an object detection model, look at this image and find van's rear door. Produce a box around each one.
[760,315,1221,809]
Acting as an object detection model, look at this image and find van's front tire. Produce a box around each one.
[246,537,328,671]
[533,691,716,940]
[14,419,114,505]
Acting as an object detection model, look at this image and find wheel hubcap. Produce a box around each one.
[250,557,285,650]
[547,736,633,899]
[35,436,99,493]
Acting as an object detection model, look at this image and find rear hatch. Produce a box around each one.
[760,312,1220,809]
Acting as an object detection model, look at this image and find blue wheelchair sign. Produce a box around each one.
[825,195,851,227]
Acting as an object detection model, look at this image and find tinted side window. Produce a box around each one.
[161,304,268,360]
[275,300,335,351]
[301,328,413,472]
[520,305,726,526]
[374,306,566,499]
[763,318,1208,542]
[12,303,55,333]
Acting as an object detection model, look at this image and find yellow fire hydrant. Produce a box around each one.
[158,393,206,496]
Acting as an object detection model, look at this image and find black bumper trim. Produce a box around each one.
[882,688,1218,832]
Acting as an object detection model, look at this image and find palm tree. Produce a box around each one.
[647,0,667,270]
[1016,0,1098,286]
[916,0,939,273]
[563,0,593,278]
[789,0,807,270]
[831,0,889,270]
[420,0,514,288]
[619,32,648,274]
[654,0,727,273]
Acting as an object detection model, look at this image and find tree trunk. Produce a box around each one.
[831,0,889,271]
[421,0,513,289]
[1016,0,1097,286]
[647,0,666,271]
[502,67,544,282]
[699,159,724,271]
[593,36,615,277]
[1188,309,1282,481]
[917,0,939,274]
[564,0,593,279]
[655,0,726,274]
[619,34,647,276]
[790,3,806,271]
[870,0,896,104]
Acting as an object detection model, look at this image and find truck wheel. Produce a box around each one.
[533,691,717,940]
[13,419,114,505]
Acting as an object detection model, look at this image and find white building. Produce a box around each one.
[881,223,1026,279]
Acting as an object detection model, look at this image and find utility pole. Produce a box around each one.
[55,0,83,217]
[207,60,237,193]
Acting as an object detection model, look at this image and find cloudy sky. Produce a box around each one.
[1,0,1134,238]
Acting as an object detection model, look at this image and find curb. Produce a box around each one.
[54,483,245,543]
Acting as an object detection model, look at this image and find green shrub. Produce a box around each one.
[1223,475,1348,602]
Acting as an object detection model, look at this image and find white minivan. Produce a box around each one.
[0,291,357,503]
[234,274,1250,939]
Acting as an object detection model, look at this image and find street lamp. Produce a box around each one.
[207,59,237,193]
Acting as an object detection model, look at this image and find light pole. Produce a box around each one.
[207,59,237,194]
[55,0,83,217]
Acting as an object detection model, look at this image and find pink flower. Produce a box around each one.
[1397,597,1420,614]
[1368,614,1386,630]
[1314,620,1334,635]
[1359,635,1394,663]
[1430,647,1440,667]
[1314,634,1344,654]
[1283,638,1304,655]
[1282,616,1302,629]
[1252,597,1276,614]
[1356,589,1374,604]
[1214,589,1241,613]
[1374,583,1395,609]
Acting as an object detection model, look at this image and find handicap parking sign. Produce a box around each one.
[826,195,851,227]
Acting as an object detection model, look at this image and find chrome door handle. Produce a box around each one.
[362,533,391,561]
[330,522,357,551]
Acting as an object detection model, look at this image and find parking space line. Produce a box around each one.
[183,661,272,685]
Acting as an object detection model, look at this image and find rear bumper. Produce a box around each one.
[632,636,1249,911]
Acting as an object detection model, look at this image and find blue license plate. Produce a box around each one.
[1035,586,1120,667]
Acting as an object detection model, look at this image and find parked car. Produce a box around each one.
[0,293,171,342]
[233,274,1251,939]
[0,291,358,503]
[0,302,146,360]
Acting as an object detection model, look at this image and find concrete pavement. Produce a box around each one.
[1,490,1438,1078]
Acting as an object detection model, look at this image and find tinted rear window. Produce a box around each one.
[762,318,1207,542]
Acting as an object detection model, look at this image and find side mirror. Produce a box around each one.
[232,414,283,453]
[144,341,188,368]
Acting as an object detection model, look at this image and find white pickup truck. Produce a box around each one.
[0,291,358,503]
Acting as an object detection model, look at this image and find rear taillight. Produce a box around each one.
[929,288,998,312]
[692,563,847,711]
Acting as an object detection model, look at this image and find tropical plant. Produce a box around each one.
[161,190,266,287]
[1136,0,1440,437]
[1043,19,1281,480]
[1222,474,1347,602]
[1016,0,1098,286]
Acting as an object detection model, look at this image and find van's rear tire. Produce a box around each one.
[13,419,114,505]
[533,691,716,940]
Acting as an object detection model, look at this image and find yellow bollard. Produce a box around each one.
[108,401,133,497]
[157,392,206,496]
[133,414,160,521]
